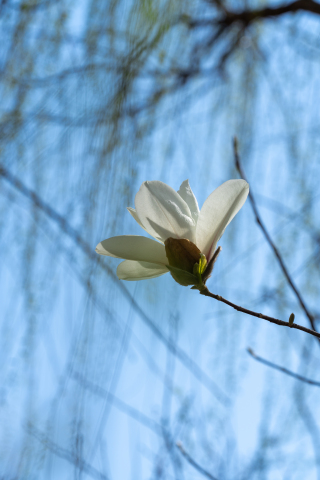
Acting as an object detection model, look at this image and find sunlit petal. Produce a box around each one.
[196,179,249,259]
[135,181,196,243]
[117,260,168,281]
[96,235,168,265]
[177,179,200,224]
[127,207,147,231]
[127,206,164,243]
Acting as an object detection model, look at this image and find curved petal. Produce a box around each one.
[135,181,196,243]
[127,207,147,231]
[117,260,168,281]
[196,180,249,259]
[177,180,200,224]
[127,207,164,244]
[96,235,168,265]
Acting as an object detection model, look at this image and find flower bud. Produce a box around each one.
[165,238,201,273]
[165,237,203,287]
[289,313,295,326]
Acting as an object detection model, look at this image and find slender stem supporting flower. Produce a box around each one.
[200,287,320,340]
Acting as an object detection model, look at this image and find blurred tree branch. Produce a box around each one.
[72,370,163,436]
[247,348,320,387]
[27,426,108,480]
[177,442,219,480]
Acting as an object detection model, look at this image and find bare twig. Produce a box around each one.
[200,287,320,340]
[177,442,219,480]
[233,137,318,334]
[247,348,320,387]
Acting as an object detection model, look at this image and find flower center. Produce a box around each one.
[164,237,202,274]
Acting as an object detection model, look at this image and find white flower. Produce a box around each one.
[96,179,249,285]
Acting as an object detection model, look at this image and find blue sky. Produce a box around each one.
[1,1,320,479]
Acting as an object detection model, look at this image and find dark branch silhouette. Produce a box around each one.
[200,287,320,339]
[190,0,320,29]
[234,138,318,335]
[224,0,320,23]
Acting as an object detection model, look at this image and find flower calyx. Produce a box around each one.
[164,237,220,290]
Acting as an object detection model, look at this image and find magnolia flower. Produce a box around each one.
[96,179,249,288]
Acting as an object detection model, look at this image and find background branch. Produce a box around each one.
[233,138,318,334]
[190,0,320,29]
[247,348,320,387]
[177,442,219,480]
[27,426,108,480]
[224,0,320,23]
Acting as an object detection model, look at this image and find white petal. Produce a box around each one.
[135,181,196,243]
[177,180,200,224]
[117,260,168,281]
[127,207,164,244]
[127,207,147,231]
[96,235,168,265]
[196,180,249,259]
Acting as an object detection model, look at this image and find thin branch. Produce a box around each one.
[160,321,184,479]
[294,391,320,478]
[190,0,320,29]
[27,426,109,480]
[247,348,320,387]
[200,287,320,340]
[176,442,218,480]
[223,0,320,23]
[72,371,163,436]
[233,137,318,334]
